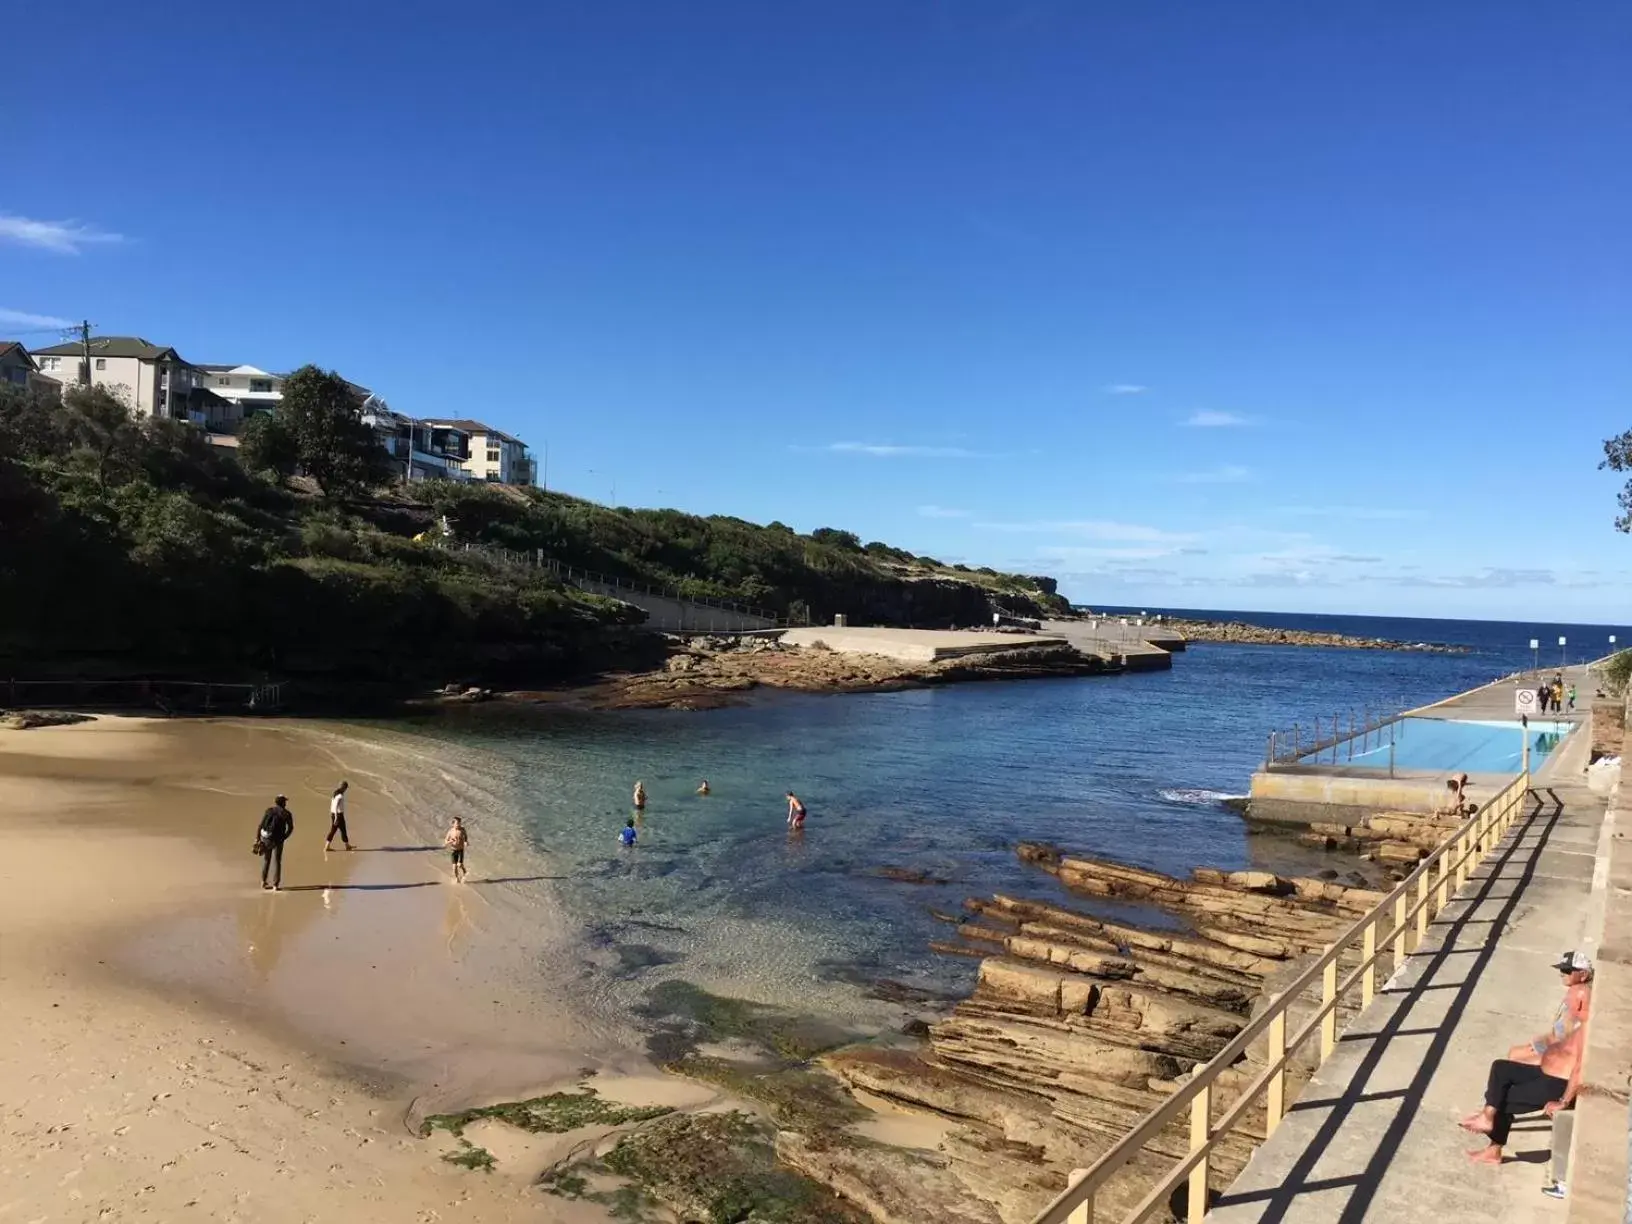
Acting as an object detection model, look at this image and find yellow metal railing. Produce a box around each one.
[1031,770,1533,1224]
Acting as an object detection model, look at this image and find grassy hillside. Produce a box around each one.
[0,383,1065,690]
[416,483,1068,625]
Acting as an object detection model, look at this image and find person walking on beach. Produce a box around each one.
[785,791,807,831]
[619,817,638,847]
[325,780,352,851]
[633,780,647,810]
[444,816,469,883]
[255,795,294,891]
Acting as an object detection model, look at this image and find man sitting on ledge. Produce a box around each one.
[1461,951,1592,1165]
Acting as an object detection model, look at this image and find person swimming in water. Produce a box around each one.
[619,817,638,847]
[785,790,806,830]
[633,780,647,810]
[696,779,710,796]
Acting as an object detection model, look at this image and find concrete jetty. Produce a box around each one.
[1208,703,1620,1222]
[779,625,1071,662]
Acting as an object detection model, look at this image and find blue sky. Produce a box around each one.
[4,2,1629,620]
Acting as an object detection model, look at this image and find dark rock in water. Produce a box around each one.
[1315,868,1339,880]
[872,866,951,885]
[1220,796,1251,815]
[901,1018,933,1038]
[615,943,683,976]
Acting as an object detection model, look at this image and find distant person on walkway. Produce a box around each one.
[786,791,807,831]
[1553,679,1566,712]
[1463,954,1591,1165]
[1508,952,1592,1064]
[619,817,638,847]
[325,780,352,851]
[633,781,647,810]
[1537,682,1551,714]
[696,779,711,796]
[1567,684,1577,712]
[444,816,469,883]
[255,795,294,891]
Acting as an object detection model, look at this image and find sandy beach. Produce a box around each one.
[0,715,694,1223]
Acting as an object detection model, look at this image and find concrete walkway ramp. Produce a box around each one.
[1208,774,1607,1223]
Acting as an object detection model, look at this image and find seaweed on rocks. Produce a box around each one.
[419,1087,672,1139]
[547,1111,870,1223]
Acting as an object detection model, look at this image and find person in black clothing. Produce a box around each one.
[256,795,295,891]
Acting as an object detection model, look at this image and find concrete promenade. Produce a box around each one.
[1209,708,1614,1222]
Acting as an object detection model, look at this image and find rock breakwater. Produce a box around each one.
[1161,619,1468,653]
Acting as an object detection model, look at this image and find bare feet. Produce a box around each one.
[1467,1145,1503,1165]
[1458,1112,1493,1134]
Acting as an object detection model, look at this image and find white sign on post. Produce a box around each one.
[1515,687,1538,716]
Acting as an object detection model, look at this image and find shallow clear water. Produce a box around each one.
[1345,717,1574,773]
[383,628,1595,1025]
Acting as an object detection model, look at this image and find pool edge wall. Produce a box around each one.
[1247,769,1450,828]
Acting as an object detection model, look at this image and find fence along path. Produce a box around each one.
[1029,769,1532,1224]
[451,544,783,633]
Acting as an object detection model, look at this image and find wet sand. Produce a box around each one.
[0,715,652,1222]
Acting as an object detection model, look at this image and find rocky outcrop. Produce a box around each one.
[813,850,1394,1223]
[1151,618,1468,653]
[575,641,1109,711]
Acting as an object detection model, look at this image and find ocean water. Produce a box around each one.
[386,614,1630,1028]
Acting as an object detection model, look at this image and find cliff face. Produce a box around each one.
[825,576,1056,629]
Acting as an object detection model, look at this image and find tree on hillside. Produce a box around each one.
[1601,430,1632,532]
[278,365,391,496]
[63,386,142,490]
[239,412,300,484]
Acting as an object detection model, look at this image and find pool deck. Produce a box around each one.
[1247,665,1598,826]
[1210,717,1616,1223]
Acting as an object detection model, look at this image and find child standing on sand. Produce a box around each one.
[444,816,469,883]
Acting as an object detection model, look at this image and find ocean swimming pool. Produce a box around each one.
[1343,717,1573,774]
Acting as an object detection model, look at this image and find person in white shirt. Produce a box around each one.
[325,781,352,851]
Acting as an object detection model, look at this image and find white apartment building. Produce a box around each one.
[30,336,234,425]
[198,364,284,415]
[420,419,534,484]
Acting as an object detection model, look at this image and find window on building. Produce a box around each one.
[249,378,273,393]
[41,356,59,371]
[486,448,501,463]
[218,377,230,386]
[95,357,106,370]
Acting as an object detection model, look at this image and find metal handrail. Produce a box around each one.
[543,560,785,624]
[1031,769,1532,1224]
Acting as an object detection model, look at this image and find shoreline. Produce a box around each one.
[0,715,691,1222]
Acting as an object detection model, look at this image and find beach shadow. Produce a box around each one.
[283,882,441,892]
[351,845,440,853]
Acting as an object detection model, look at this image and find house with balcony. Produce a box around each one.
[30,336,237,427]
[419,419,534,485]
[197,364,284,416]
[362,405,472,482]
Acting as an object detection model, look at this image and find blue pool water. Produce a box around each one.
[1344,717,1574,774]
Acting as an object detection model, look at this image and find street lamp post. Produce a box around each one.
[1530,638,1539,675]
[1559,635,1568,667]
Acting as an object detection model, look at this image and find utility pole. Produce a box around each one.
[78,319,92,386]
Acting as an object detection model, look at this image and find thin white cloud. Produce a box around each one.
[917,504,970,519]
[824,442,983,458]
[1277,504,1417,521]
[1103,383,1148,395]
[0,307,74,329]
[1176,464,1253,484]
[0,213,123,254]
[975,519,1199,544]
[1184,410,1252,428]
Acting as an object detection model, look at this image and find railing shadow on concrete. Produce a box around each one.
[1030,770,1534,1224]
